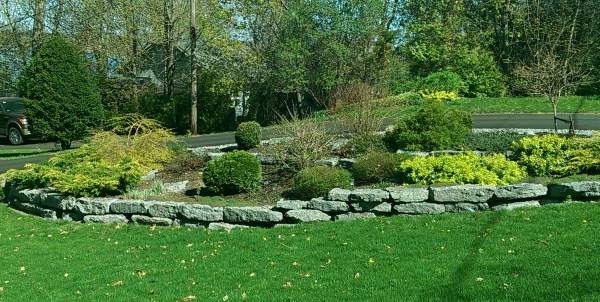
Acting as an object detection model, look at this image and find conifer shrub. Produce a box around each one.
[292,166,352,200]
[511,135,580,177]
[203,150,262,194]
[235,121,262,150]
[18,34,104,150]
[352,152,411,184]
[398,152,525,186]
[463,131,528,154]
[383,101,472,151]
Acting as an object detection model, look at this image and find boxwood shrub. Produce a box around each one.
[203,150,262,194]
[292,166,352,200]
[235,121,262,150]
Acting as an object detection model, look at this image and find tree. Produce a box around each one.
[18,34,104,149]
[189,0,197,135]
[513,0,598,132]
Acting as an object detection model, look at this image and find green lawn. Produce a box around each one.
[0,148,57,161]
[1,202,599,301]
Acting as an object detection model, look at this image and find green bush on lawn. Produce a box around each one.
[398,152,526,185]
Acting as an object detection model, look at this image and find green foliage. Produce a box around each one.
[568,136,600,174]
[352,152,411,184]
[89,114,177,170]
[511,135,580,177]
[419,71,466,94]
[17,34,104,149]
[449,48,507,97]
[292,166,352,200]
[235,121,262,150]
[383,101,473,151]
[338,134,387,158]
[4,146,145,197]
[398,152,526,185]
[419,90,459,102]
[463,131,528,154]
[203,150,262,194]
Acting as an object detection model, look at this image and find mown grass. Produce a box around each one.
[1,202,600,301]
[0,148,57,161]
[312,95,600,122]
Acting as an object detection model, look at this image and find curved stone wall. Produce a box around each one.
[3,181,600,230]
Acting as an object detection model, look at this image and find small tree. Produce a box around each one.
[18,34,104,149]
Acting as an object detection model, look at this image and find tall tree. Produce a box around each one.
[32,0,46,54]
[190,0,197,135]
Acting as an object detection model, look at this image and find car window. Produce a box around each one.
[1,100,24,112]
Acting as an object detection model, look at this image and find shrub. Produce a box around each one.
[4,146,145,197]
[203,150,262,194]
[383,101,472,151]
[18,34,104,150]
[398,152,526,186]
[569,136,600,174]
[259,116,336,172]
[419,71,466,95]
[463,131,528,154]
[419,90,459,102]
[235,121,262,150]
[292,166,352,200]
[338,134,387,158]
[161,151,207,174]
[352,152,411,184]
[511,135,580,177]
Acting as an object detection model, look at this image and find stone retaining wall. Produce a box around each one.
[3,181,599,230]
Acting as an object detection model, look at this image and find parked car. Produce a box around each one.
[0,97,31,145]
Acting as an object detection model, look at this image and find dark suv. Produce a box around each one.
[0,97,31,145]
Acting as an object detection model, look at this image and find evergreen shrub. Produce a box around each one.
[235,121,262,150]
[383,101,472,151]
[18,34,104,149]
[352,152,411,184]
[511,135,580,177]
[203,150,262,194]
[463,131,528,154]
[419,71,466,94]
[293,166,352,200]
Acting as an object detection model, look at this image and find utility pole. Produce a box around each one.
[190,0,198,135]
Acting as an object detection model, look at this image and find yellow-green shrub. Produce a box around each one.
[398,152,526,185]
[4,146,145,197]
[511,135,579,177]
[419,90,458,102]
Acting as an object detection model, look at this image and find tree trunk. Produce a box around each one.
[164,0,175,119]
[190,0,198,135]
[32,0,47,55]
[552,100,558,133]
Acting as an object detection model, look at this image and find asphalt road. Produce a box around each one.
[1,113,599,173]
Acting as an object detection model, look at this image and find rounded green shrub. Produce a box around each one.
[293,166,352,200]
[383,101,472,151]
[511,135,579,177]
[398,152,525,186]
[338,134,387,158]
[203,150,262,194]
[235,121,262,150]
[352,152,410,183]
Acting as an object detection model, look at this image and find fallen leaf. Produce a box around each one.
[501,283,510,290]
[135,269,147,277]
[64,273,69,278]
[300,273,311,278]
[0,287,4,292]
[183,295,197,301]
[112,281,123,287]
[249,272,256,277]
[60,230,68,235]
[283,281,293,288]
[353,272,360,279]
[241,292,247,300]
[367,258,376,265]
[222,295,229,301]
[292,261,299,266]
[187,243,193,248]
[19,266,25,272]
[476,277,484,282]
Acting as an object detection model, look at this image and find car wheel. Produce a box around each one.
[8,127,23,145]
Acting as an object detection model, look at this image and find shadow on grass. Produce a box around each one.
[0,149,56,159]
[442,211,504,300]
